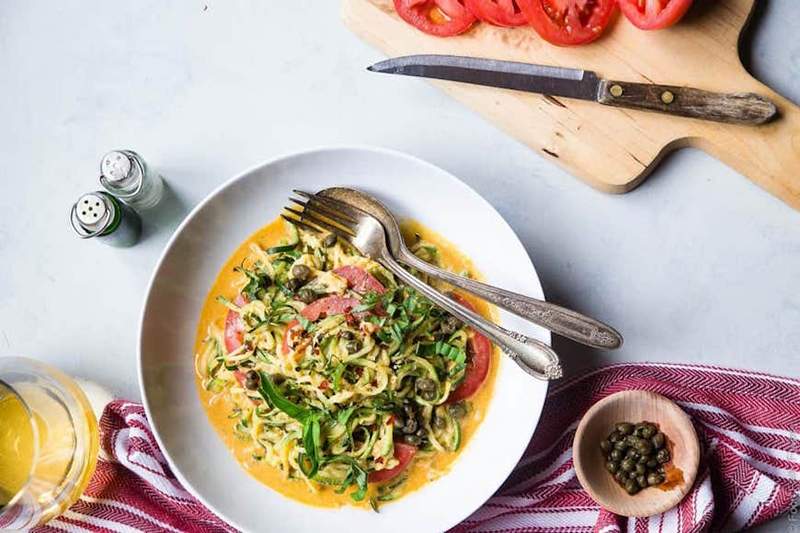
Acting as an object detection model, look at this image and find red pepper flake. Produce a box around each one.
[319,379,329,391]
[386,415,395,426]
[376,457,384,464]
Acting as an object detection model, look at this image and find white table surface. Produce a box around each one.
[1,1,797,531]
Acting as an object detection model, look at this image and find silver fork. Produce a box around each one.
[284,191,563,381]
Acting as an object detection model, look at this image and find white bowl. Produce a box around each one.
[138,146,550,533]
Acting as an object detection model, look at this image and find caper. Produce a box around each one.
[285,278,302,292]
[626,435,642,447]
[656,449,671,464]
[647,473,665,486]
[403,434,422,446]
[652,432,666,449]
[635,440,653,455]
[635,463,646,475]
[646,459,658,468]
[401,415,418,434]
[339,330,355,340]
[610,449,623,461]
[657,465,665,474]
[322,233,338,247]
[244,370,260,390]
[616,422,634,435]
[627,471,638,480]
[608,431,623,443]
[614,440,627,451]
[624,479,640,495]
[637,455,648,465]
[600,440,612,453]
[345,339,362,354]
[620,459,635,472]
[291,264,312,282]
[297,288,317,304]
[640,424,657,439]
[447,402,467,419]
[636,475,648,488]
[614,471,625,482]
[605,461,619,474]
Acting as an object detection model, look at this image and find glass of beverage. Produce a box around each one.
[0,357,99,530]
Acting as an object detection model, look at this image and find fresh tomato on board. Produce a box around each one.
[368,443,418,483]
[224,295,248,353]
[446,294,492,403]
[394,0,477,37]
[517,0,617,46]
[616,0,693,30]
[465,0,527,27]
[333,266,386,295]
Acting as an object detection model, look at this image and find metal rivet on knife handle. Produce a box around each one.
[609,84,623,97]
[661,91,675,105]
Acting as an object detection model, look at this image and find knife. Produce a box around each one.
[367,55,777,126]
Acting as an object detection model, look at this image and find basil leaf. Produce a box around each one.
[257,372,311,422]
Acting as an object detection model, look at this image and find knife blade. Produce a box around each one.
[367,55,777,126]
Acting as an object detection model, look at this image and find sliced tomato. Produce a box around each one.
[446,294,492,403]
[617,0,692,30]
[517,0,616,46]
[224,294,248,353]
[282,296,362,354]
[394,0,477,37]
[368,443,417,483]
[465,0,526,26]
[300,295,361,321]
[333,266,386,295]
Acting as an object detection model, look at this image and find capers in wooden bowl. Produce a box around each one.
[600,421,670,495]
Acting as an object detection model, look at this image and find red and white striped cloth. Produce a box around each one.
[33,363,799,533]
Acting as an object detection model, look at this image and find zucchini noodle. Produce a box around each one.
[197,221,479,509]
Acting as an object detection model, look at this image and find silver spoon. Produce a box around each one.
[286,191,563,381]
[318,187,622,350]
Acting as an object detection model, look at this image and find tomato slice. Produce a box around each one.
[446,294,492,403]
[333,266,386,295]
[617,0,692,30]
[300,295,361,322]
[517,0,616,46]
[394,0,477,37]
[224,295,248,353]
[368,443,417,483]
[282,296,362,354]
[465,0,526,26]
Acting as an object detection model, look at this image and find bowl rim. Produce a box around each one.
[572,389,701,517]
[137,144,551,531]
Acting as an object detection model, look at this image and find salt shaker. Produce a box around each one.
[99,150,164,210]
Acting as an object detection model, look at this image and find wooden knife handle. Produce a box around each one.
[597,79,777,125]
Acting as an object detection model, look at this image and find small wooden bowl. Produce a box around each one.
[573,390,700,517]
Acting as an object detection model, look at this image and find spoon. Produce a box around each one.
[287,192,563,380]
[318,187,622,350]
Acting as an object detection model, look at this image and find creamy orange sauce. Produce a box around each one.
[194,217,499,508]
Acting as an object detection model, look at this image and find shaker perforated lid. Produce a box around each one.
[75,193,108,228]
[101,151,133,183]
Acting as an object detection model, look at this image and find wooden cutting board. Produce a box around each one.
[342,0,800,211]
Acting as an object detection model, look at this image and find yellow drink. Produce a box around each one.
[0,386,35,506]
[0,358,98,530]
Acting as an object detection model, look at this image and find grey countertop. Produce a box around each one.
[0,1,797,531]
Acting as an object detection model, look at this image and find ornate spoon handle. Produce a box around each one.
[399,251,622,350]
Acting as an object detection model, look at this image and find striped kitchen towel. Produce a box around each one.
[34,363,800,532]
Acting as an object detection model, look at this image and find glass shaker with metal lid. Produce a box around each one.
[69,191,141,247]
[99,150,164,210]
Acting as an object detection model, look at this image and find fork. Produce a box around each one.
[284,191,563,381]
